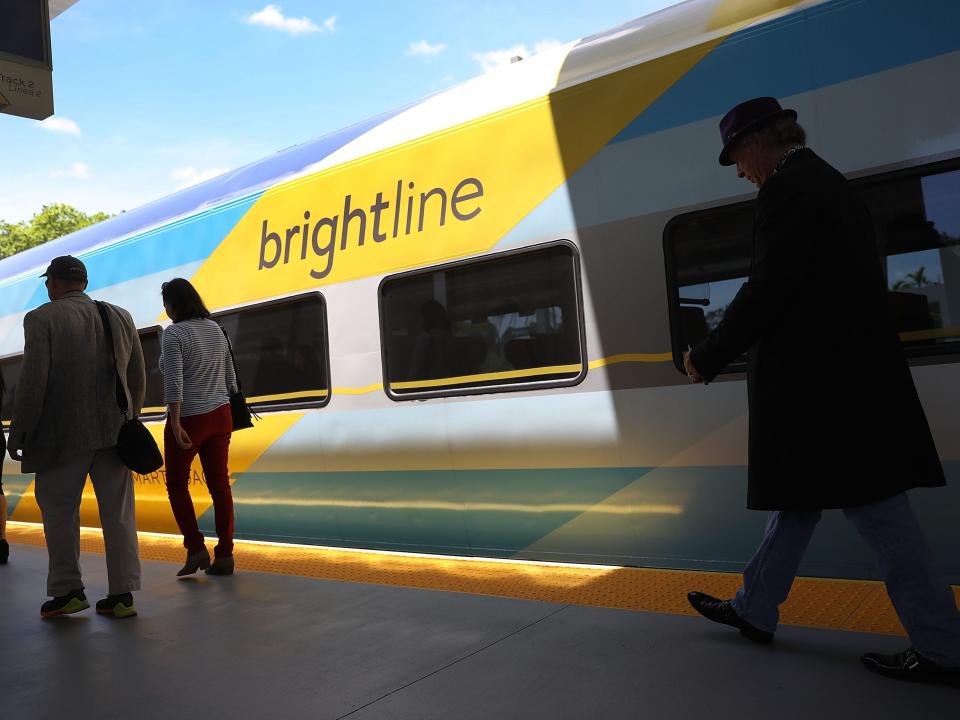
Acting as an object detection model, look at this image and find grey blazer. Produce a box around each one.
[9,291,146,473]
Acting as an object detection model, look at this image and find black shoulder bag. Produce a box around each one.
[220,326,257,431]
[95,302,164,474]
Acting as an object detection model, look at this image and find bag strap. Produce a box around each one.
[95,301,130,418]
[220,325,243,393]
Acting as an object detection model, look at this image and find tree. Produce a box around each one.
[891,266,934,290]
[0,204,112,260]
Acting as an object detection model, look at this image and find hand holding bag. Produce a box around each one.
[96,302,164,474]
[220,326,258,431]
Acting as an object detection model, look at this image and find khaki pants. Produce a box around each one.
[35,447,141,597]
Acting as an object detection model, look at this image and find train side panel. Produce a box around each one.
[2,0,959,581]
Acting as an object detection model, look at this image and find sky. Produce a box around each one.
[0,0,683,224]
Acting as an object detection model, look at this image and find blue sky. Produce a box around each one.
[0,1,682,224]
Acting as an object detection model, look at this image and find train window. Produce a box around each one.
[3,333,163,423]
[3,295,331,423]
[664,203,754,375]
[664,160,960,374]
[859,164,960,356]
[379,241,586,399]
[0,355,23,425]
[212,293,330,410]
[138,327,165,417]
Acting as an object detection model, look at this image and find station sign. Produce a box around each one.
[0,58,54,120]
[0,0,54,120]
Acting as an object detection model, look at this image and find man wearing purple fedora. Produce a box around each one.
[683,97,960,684]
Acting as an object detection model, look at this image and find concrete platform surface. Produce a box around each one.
[0,545,955,720]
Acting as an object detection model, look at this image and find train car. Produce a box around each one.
[2,0,959,582]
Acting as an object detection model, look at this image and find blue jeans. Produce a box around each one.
[731,492,960,666]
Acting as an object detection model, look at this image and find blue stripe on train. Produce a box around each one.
[6,463,957,582]
[21,195,260,310]
[0,474,31,515]
[0,97,424,302]
[201,467,649,558]
[195,462,960,582]
[611,0,960,144]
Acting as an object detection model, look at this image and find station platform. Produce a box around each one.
[2,524,957,719]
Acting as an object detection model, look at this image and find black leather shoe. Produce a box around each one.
[687,591,774,644]
[861,647,960,686]
[0,538,8,564]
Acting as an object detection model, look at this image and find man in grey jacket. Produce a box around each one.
[7,255,146,619]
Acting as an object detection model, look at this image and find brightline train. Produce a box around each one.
[2,0,959,582]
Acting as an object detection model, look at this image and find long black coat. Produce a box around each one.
[690,149,945,510]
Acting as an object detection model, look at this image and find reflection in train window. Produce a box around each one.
[664,203,753,375]
[213,293,329,410]
[860,166,960,353]
[380,242,586,399]
[0,355,23,425]
[664,160,960,374]
[139,327,165,416]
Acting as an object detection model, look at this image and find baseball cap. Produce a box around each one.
[40,255,88,282]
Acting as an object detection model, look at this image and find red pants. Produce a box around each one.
[164,404,234,558]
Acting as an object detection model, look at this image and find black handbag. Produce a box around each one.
[96,302,164,474]
[220,326,258,431]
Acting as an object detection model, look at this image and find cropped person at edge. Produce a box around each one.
[1,375,9,565]
[682,97,960,685]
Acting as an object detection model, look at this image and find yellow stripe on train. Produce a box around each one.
[186,41,726,312]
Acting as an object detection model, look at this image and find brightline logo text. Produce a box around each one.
[258,176,484,279]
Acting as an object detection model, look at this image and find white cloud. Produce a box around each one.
[39,117,81,135]
[0,175,146,224]
[533,39,563,55]
[50,161,91,179]
[472,44,526,73]
[407,40,446,57]
[472,39,562,73]
[67,162,90,179]
[244,5,334,35]
[171,166,228,190]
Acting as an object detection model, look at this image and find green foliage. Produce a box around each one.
[0,204,112,260]
[892,266,935,290]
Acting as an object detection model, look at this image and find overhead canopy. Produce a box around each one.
[49,0,79,20]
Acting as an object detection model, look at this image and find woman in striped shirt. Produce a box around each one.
[160,278,238,577]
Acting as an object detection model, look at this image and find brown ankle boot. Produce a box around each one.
[205,556,234,576]
[176,547,211,576]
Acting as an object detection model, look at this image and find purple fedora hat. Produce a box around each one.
[718,96,796,166]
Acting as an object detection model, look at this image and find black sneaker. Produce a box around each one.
[96,592,137,619]
[0,538,8,564]
[40,589,90,618]
[687,591,774,644]
[861,647,960,686]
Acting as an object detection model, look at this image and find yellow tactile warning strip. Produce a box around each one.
[7,522,958,637]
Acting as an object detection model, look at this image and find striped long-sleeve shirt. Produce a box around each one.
[160,318,238,417]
